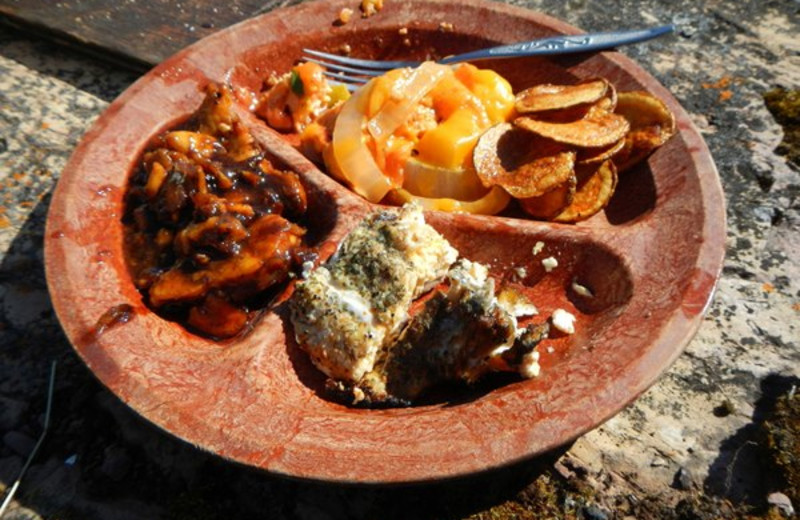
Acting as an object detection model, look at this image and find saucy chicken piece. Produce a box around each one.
[124,84,309,338]
[148,215,305,306]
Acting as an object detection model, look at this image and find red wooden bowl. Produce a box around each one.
[45,0,725,484]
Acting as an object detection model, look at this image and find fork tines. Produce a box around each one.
[302,49,421,90]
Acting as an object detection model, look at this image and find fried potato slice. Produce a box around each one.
[529,81,617,124]
[577,138,625,165]
[473,123,576,199]
[531,103,593,124]
[593,80,618,113]
[518,174,576,219]
[514,110,630,148]
[554,160,618,222]
[613,91,676,172]
[616,91,675,131]
[515,79,608,113]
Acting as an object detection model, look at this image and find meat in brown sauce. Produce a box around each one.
[124,84,309,338]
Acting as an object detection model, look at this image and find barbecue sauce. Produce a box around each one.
[123,84,310,338]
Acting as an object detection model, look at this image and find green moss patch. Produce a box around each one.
[762,387,800,502]
[764,88,800,168]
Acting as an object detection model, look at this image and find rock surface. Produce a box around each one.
[0,0,798,518]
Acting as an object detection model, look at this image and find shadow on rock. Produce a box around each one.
[0,193,155,518]
[164,444,570,520]
[704,373,800,506]
[0,191,75,388]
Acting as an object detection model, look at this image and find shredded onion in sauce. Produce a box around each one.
[366,62,449,142]
[402,158,487,200]
[330,80,394,202]
[389,186,511,214]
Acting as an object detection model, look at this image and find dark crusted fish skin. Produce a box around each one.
[324,316,551,407]
[380,291,516,403]
[324,379,412,408]
[502,321,551,368]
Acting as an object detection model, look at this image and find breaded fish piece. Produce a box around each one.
[330,259,549,405]
[290,205,458,382]
[355,259,516,404]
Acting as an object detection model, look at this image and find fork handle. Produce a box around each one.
[439,24,675,64]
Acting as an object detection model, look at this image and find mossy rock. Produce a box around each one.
[762,388,800,503]
[764,88,800,167]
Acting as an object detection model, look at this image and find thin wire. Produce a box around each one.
[0,361,56,518]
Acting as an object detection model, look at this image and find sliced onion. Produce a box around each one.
[388,186,511,215]
[402,157,487,200]
[328,80,393,203]
[366,62,450,142]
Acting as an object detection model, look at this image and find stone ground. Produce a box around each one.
[1,0,799,518]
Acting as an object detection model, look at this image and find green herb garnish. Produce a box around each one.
[289,70,304,96]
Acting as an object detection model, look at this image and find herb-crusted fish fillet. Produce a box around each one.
[327,259,549,405]
[289,205,458,382]
[290,205,549,406]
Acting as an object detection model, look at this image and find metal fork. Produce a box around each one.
[304,24,674,90]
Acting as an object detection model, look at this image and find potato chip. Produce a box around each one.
[515,79,608,113]
[554,160,618,222]
[613,91,676,172]
[518,174,576,219]
[474,123,576,199]
[515,110,630,148]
